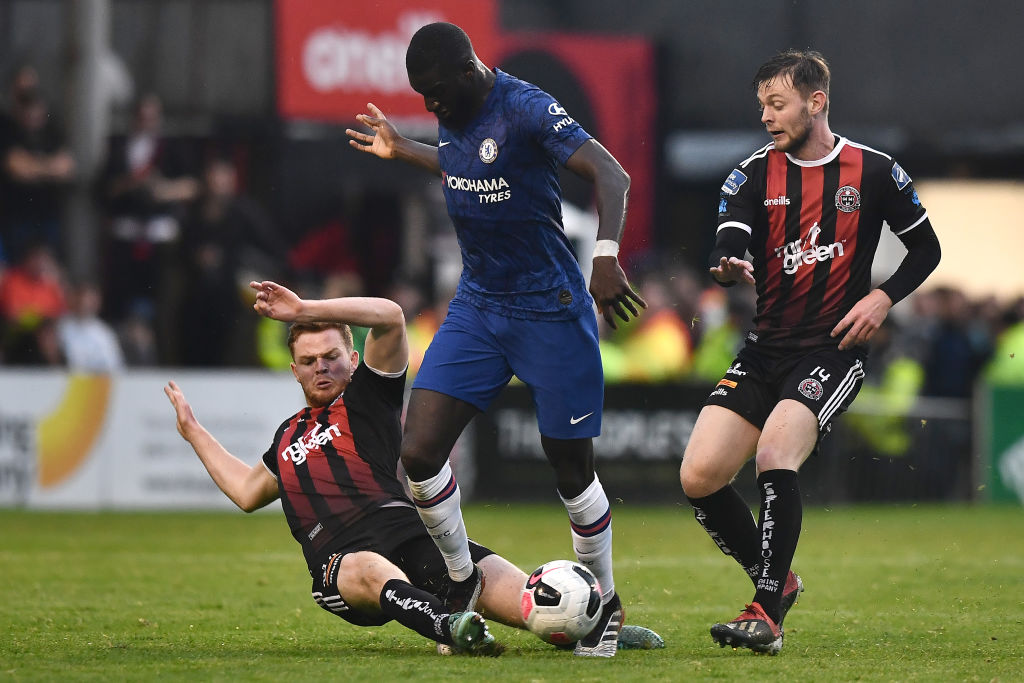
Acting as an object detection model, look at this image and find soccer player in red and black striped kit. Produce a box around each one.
[679,50,941,654]
[163,281,515,654]
[164,280,663,654]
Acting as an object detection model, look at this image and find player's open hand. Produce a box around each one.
[163,381,198,440]
[249,280,304,321]
[831,288,893,350]
[710,256,755,286]
[346,103,401,159]
[590,256,647,329]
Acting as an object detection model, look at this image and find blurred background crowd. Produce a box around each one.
[2,0,1023,504]
[1,0,1022,407]
[1,61,1022,399]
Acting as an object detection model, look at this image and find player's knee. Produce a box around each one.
[338,552,402,607]
[542,438,594,496]
[400,441,444,481]
[549,457,592,498]
[337,552,374,587]
[679,470,711,498]
[679,459,721,499]
[754,446,796,472]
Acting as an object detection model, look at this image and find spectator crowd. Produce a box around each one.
[1,64,1022,413]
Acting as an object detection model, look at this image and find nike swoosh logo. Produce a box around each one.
[569,412,594,425]
[438,141,450,147]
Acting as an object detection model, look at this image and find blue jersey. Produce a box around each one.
[437,69,593,321]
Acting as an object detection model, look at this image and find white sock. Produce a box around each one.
[560,475,615,601]
[407,460,473,581]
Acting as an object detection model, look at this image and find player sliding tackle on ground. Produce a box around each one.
[164,280,662,654]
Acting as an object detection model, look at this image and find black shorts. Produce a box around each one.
[309,505,494,626]
[705,343,867,437]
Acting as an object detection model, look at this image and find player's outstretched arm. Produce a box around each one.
[345,102,441,175]
[566,140,646,328]
[249,280,409,374]
[163,381,279,512]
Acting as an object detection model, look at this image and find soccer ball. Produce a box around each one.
[520,559,603,645]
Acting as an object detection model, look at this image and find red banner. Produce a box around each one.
[274,3,654,256]
[275,0,498,124]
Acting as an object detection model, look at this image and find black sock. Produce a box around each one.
[752,469,802,623]
[687,484,762,583]
[379,579,453,644]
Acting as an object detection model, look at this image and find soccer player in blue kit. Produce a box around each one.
[346,22,646,657]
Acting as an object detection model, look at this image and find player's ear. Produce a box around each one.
[290,362,299,382]
[350,350,359,367]
[809,90,827,116]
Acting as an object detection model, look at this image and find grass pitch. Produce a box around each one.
[1,503,1021,681]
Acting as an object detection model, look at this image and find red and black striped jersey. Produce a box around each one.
[716,136,928,348]
[262,363,411,566]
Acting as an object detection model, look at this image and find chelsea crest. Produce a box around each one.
[478,138,498,164]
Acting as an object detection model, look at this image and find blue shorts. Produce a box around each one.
[413,298,604,439]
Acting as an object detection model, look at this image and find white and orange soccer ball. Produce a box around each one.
[520,559,602,645]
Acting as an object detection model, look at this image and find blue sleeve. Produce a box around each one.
[517,86,592,166]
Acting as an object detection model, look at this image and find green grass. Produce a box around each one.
[1,503,1021,681]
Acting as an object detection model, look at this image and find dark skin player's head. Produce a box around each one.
[406,22,495,130]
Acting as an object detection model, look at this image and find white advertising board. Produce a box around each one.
[0,370,302,509]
